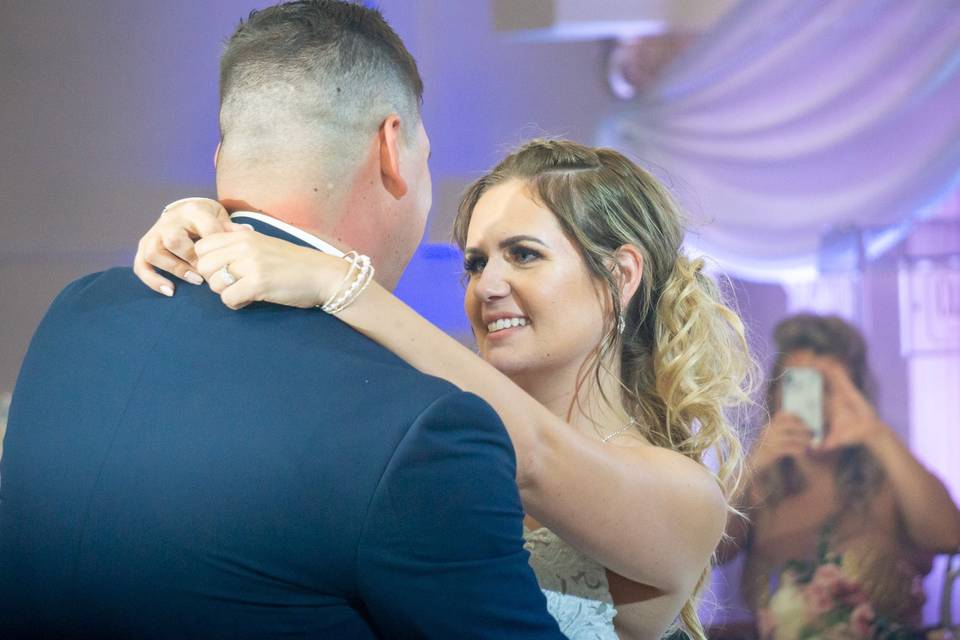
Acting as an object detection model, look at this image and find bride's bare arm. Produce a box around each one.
[338,279,727,597]
[134,200,726,596]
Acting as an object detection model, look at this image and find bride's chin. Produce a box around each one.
[480,350,525,377]
[487,357,537,388]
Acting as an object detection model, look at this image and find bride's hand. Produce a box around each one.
[194,230,350,310]
[133,197,237,296]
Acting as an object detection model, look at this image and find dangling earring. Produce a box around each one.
[617,314,626,335]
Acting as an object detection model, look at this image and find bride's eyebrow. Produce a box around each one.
[499,235,549,249]
[464,235,550,255]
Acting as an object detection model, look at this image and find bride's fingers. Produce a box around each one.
[183,201,232,238]
[157,198,233,259]
[133,251,176,297]
[195,229,254,258]
[158,225,200,265]
[134,233,201,293]
[229,221,256,233]
[195,247,248,292]
[220,279,257,310]
[205,267,232,295]
[152,245,201,282]
[140,232,204,285]
[163,197,231,235]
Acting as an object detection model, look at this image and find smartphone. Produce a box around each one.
[781,367,824,445]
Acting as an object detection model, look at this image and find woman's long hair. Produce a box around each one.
[453,139,755,639]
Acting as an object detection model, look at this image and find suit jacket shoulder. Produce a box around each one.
[1,265,561,638]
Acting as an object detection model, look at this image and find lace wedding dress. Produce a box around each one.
[524,526,619,639]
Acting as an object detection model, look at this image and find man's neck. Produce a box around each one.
[219,197,340,248]
[216,184,404,291]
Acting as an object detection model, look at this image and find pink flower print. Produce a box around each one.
[804,580,835,615]
[833,575,867,608]
[807,562,868,611]
[811,563,843,590]
[850,602,875,638]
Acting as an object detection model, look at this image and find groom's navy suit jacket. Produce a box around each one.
[0,218,562,639]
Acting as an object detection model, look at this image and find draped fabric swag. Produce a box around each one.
[600,0,960,282]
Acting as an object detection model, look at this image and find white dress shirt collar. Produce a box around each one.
[229,211,345,257]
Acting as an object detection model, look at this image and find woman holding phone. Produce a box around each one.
[719,313,960,637]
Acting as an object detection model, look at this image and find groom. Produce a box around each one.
[0,2,561,638]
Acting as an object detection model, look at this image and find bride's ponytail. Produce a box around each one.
[648,253,749,495]
[644,253,753,638]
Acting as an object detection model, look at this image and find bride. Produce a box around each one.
[134,139,753,640]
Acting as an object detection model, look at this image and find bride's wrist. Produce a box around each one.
[316,251,375,314]
[316,253,352,307]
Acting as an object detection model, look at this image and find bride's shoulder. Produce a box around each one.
[614,442,727,528]
[612,437,715,478]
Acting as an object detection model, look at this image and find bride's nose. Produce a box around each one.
[476,261,511,301]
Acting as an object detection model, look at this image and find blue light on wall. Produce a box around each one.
[393,243,473,336]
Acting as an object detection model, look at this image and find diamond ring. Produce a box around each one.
[217,265,237,286]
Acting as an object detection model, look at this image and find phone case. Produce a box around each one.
[782,367,824,444]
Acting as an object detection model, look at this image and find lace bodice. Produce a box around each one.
[524,526,618,639]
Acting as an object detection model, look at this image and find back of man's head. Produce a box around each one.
[218,0,423,183]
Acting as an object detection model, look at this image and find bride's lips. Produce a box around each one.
[483,314,531,340]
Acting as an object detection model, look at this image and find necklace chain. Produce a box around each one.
[601,417,637,443]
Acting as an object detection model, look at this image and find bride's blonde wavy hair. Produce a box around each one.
[453,139,755,639]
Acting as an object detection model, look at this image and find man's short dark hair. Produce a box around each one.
[218,0,424,167]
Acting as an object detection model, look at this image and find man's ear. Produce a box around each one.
[379,115,408,199]
[614,244,644,308]
[213,141,221,169]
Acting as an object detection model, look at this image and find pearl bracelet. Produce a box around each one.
[319,251,358,310]
[320,252,375,314]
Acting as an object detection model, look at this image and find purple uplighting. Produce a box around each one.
[1,1,958,636]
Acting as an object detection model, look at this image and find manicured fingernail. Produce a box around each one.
[185,271,203,285]
[160,285,174,297]
[241,224,254,231]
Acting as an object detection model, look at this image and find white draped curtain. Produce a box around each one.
[600,0,960,282]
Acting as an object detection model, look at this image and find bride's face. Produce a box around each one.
[463,179,607,382]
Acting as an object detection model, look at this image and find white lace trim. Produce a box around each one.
[524,526,619,639]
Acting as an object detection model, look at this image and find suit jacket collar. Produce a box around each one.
[229,211,345,256]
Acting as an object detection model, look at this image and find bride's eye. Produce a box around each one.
[463,255,487,275]
[509,245,541,265]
